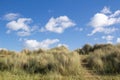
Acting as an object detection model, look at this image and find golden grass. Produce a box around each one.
[0,44,120,80]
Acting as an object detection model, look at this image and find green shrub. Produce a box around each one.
[103,51,120,73]
[92,44,116,52]
[76,44,93,55]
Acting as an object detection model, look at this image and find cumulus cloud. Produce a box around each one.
[88,27,118,36]
[6,18,31,31]
[101,6,111,14]
[4,13,20,21]
[110,10,120,17]
[102,35,114,43]
[6,18,37,36]
[88,6,120,36]
[24,39,59,50]
[41,16,76,33]
[117,38,120,43]
[89,13,116,28]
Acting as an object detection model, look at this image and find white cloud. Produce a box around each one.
[103,28,118,34]
[41,16,75,33]
[24,39,59,50]
[101,6,111,14]
[102,35,114,43]
[117,38,120,43]
[88,27,118,36]
[89,13,116,28]
[88,7,120,36]
[0,48,7,51]
[6,18,37,36]
[4,13,20,21]
[102,35,114,41]
[110,10,120,17]
[6,18,31,31]
[57,43,69,48]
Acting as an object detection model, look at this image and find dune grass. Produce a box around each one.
[0,46,85,80]
[0,44,120,80]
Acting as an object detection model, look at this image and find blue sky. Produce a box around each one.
[0,0,120,51]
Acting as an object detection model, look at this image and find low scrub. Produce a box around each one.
[23,51,80,75]
[0,57,14,70]
[86,47,120,74]
[0,46,81,76]
[75,44,93,55]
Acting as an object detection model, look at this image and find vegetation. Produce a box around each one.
[0,46,84,80]
[75,44,93,54]
[85,44,120,74]
[0,44,120,80]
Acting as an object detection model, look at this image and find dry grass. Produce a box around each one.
[85,44,120,74]
[0,44,120,80]
[0,46,81,76]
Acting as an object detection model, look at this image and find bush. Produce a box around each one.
[52,52,80,75]
[86,47,120,74]
[92,44,116,52]
[0,46,80,76]
[1,43,120,76]
[76,44,93,55]
[86,49,105,72]
[22,51,80,75]
[23,54,55,74]
[0,57,14,70]
[103,51,120,73]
